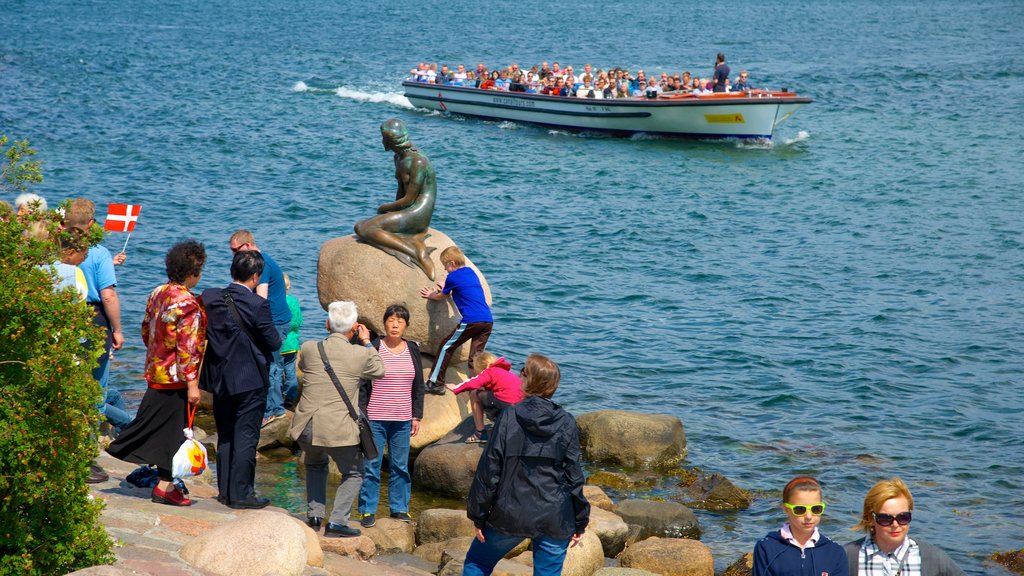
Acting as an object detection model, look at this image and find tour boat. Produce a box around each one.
[403,80,811,139]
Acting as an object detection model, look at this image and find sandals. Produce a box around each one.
[466,430,488,444]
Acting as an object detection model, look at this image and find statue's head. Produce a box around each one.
[381,118,411,150]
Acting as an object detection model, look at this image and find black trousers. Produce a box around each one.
[212,386,266,503]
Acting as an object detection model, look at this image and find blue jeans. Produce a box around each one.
[358,419,411,515]
[264,322,291,418]
[282,352,298,407]
[463,527,570,576]
[104,388,132,432]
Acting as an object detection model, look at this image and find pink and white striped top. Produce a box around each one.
[366,343,415,421]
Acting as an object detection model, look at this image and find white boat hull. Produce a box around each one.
[403,81,810,139]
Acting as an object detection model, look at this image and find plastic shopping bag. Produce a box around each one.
[171,404,207,478]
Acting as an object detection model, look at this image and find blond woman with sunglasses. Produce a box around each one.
[754,476,849,576]
[844,478,964,576]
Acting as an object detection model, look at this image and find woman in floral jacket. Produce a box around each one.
[108,240,207,506]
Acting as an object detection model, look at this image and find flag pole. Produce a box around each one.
[121,232,132,253]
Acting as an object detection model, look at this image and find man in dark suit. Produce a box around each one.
[200,250,282,509]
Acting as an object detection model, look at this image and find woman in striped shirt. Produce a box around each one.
[357,303,425,527]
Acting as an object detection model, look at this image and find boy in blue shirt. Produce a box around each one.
[420,246,492,395]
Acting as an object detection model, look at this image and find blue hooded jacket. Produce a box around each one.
[753,529,849,576]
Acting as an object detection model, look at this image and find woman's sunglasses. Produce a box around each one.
[873,512,912,526]
[784,502,825,516]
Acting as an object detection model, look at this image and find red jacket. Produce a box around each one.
[450,357,525,404]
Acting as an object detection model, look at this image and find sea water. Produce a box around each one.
[2,0,1023,572]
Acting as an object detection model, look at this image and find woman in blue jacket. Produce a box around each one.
[463,354,590,576]
[754,476,849,576]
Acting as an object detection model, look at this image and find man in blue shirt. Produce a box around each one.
[229,230,291,426]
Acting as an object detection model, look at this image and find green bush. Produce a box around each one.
[0,137,113,574]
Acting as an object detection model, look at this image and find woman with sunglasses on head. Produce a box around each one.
[754,476,848,576]
[844,478,964,576]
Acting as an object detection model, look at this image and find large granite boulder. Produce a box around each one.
[416,508,477,545]
[589,506,631,557]
[411,425,487,498]
[577,410,686,470]
[614,499,700,540]
[317,230,492,359]
[678,472,752,511]
[363,517,417,554]
[411,382,473,451]
[513,531,603,576]
[180,510,316,575]
[618,538,713,576]
[257,410,294,451]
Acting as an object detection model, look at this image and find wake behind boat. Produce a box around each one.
[404,81,811,140]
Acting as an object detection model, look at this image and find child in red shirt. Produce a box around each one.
[447,352,524,443]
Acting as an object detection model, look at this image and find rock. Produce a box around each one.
[413,541,447,565]
[322,552,432,575]
[618,537,713,576]
[318,533,377,560]
[179,509,313,575]
[66,568,140,576]
[257,410,294,451]
[287,516,325,568]
[363,517,417,554]
[678,473,752,511]
[412,440,487,498]
[584,485,615,511]
[614,499,700,540]
[723,551,754,576]
[589,506,630,557]
[438,536,475,576]
[593,569,660,576]
[317,231,493,359]
[587,471,659,491]
[513,531,603,576]
[416,508,477,545]
[992,549,1024,575]
[411,385,473,451]
[439,536,476,567]
[488,559,534,576]
[577,411,686,470]
[375,552,442,575]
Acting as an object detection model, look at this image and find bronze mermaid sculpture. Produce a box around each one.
[354,118,438,280]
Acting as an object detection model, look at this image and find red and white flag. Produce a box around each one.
[104,203,141,233]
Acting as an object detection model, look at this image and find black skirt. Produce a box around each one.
[107,387,188,470]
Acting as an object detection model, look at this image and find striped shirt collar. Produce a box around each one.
[780,523,820,549]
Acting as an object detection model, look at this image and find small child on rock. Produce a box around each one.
[447,352,524,443]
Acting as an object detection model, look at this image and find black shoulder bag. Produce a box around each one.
[317,341,379,460]
[223,292,270,387]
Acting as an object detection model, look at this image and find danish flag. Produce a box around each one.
[103,203,142,232]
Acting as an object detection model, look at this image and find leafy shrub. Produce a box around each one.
[0,137,113,573]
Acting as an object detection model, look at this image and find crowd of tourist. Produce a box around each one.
[7,187,967,576]
[408,54,756,99]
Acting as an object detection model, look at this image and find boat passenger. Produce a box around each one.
[525,81,540,94]
[576,76,596,98]
[551,62,561,77]
[734,70,753,92]
[713,53,730,92]
[645,78,662,99]
[508,73,527,93]
[452,64,468,85]
[630,70,647,92]
[539,61,552,79]
[410,63,430,82]
[576,63,593,84]
[632,81,647,97]
[479,72,497,91]
[599,78,614,99]
[494,70,511,91]
[437,65,453,85]
[616,81,631,98]
[551,77,569,97]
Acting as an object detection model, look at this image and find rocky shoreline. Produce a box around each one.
[78,396,770,576]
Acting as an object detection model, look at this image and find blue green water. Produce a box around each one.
[3,0,1023,572]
